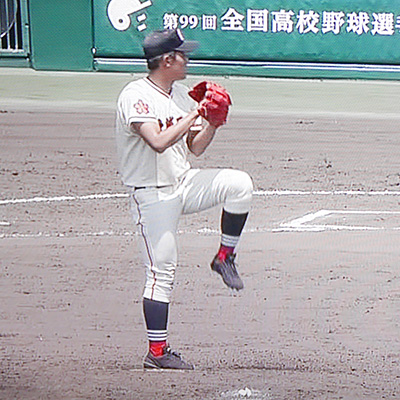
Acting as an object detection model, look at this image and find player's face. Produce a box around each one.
[170,51,188,80]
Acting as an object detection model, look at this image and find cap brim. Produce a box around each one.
[175,40,199,54]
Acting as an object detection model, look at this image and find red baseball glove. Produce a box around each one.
[188,81,232,127]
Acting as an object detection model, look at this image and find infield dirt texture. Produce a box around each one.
[1,68,400,399]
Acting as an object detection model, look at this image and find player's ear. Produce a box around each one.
[163,52,176,68]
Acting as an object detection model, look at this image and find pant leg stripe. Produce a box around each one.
[132,194,157,300]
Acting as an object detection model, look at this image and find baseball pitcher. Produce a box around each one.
[115,28,253,370]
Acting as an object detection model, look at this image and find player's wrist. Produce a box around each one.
[190,108,201,119]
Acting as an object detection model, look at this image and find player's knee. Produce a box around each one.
[230,170,253,198]
[223,170,253,214]
[241,171,254,195]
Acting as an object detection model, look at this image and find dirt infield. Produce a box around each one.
[1,70,400,399]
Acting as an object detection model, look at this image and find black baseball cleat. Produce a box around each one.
[143,347,194,370]
[211,253,244,290]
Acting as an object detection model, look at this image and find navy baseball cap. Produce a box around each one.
[143,29,199,59]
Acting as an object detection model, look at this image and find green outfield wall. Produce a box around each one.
[29,0,93,71]
[2,0,400,79]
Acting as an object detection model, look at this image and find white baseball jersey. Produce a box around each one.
[115,77,199,188]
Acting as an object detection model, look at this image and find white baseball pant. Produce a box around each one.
[130,168,253,303]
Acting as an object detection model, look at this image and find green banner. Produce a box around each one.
[94,0,400,64]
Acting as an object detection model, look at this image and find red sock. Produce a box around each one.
[149,341,167,357]
[217,245,234,261]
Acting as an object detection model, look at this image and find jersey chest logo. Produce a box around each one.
[134,100,149,114]
[158,116,182,130]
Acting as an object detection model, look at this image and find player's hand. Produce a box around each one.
[189,81,232,128]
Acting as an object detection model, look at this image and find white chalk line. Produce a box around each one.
[279,209,400,232]
[2,213,400,239]
[0,192,128,206]
[2,189,400,206]
[254,190,400,197]
[0,227,261,240]
[2,192,400,238]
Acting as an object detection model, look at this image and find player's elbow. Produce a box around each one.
[152,144,167,154]
[188,140,210,157]
[147,140,168,153]
[190,147,205,157]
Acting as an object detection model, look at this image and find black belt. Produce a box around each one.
[134,185,169,190]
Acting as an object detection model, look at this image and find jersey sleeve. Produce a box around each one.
[118,88,158,128]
